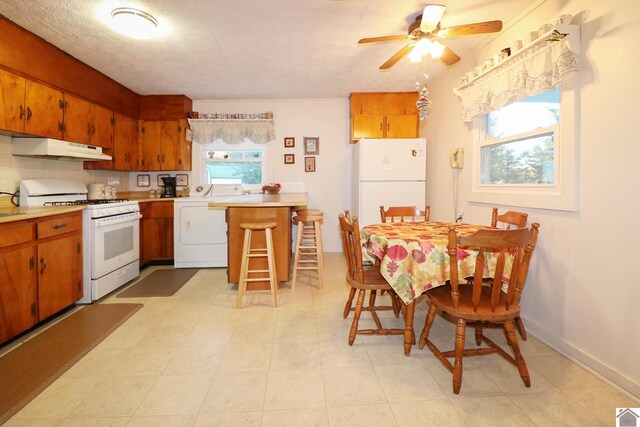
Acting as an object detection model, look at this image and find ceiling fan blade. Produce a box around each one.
[437,20,503,37]
[420,4,447,32]
[440,46,461,66]
[380,44,414,69]
[358,35,409,44]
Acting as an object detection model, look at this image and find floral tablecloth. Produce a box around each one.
[361,221,496,304]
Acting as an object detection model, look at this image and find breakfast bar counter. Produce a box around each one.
[209,192,308,288]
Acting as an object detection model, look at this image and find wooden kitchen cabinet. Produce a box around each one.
[63,93,114,148]
[84,112,138,171]
[0,222,37,343]
[0,68,63,139]
[139,201,174,266]
[0,211,82,344]
[140,119,191,171]
[349,92,419,141]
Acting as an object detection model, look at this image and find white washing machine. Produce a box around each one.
[173,184,243,268]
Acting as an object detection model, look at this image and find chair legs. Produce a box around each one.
[348,288,405,347]
[453,318,466,394]
[514,316,527,340]
[348,290,366,345]
[343,287,356,319]
[504,320,531,387]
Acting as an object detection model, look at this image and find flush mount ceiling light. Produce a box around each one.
[110,7,159,39]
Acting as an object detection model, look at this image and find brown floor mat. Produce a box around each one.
[0,303,142,425]
[116,268,198,298]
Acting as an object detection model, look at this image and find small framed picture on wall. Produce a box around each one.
[304,156,316,172]
[284,137,295,148]
[284,154,295,164]
[137,174,150,187]
[303,137,319,155]
[176,173,189,187]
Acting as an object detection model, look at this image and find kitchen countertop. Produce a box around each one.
[0,205,86,224]
[208,192,308,208]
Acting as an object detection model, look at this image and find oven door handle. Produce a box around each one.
[93,213,142,228]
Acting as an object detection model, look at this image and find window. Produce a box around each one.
[481,88,559,185]
[471,83,577,211]
[203,150,265,185]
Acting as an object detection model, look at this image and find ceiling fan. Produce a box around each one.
[358,4,503,69]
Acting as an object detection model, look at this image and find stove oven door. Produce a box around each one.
[91,213,140,279]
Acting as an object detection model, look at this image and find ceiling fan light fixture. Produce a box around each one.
[408,38,433,62]
[430,40,446,58]
[110,7,159,39]
[420,4,446,32]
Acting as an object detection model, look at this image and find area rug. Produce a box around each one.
[0,303,142,425]
[116,268,198,298]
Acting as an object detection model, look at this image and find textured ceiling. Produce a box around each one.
[0,0,534,99]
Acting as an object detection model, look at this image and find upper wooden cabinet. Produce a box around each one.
[63,94,113,148]
[349,92,419,141]
[113,113,139,170]
[0,68,63,139]
[140,119,191,171]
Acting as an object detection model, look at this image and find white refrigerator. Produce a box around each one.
[352,138,427,227]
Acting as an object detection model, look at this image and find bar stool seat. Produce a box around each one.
[237,222,278,308]
[292,209,324,290]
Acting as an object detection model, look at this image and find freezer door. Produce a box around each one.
[359,139,426,182]
[357,181,426,228]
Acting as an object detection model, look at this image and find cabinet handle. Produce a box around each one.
[162,154,165,163]
[157,154,161,163]
[31,303,36,317]
[87,123,92,135]
[387,123,390,132]
[27,107,32,121]
[19,105,25,120]
[91,124,96,135]
[379,122,382,131]
[40,258,46,274]
[29,257,34,270]
[53,223,68,230]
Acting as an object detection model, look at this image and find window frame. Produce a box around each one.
[470,78,578,211]
[199,148,268,189]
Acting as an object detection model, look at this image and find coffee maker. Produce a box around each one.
[160,176,177,198]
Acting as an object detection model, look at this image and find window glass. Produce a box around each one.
[480,133,554,184]
[203,150,264,185]
[487,88,559,139]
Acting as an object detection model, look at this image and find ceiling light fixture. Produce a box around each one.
[110,7,159,39]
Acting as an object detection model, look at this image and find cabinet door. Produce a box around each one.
[90,103,114,148]
[160,120,179,170]
[177,119,191,170]
[386,115,419,138]
[62,94,92,144]
[139,201,174,265]
[113,113,138,170]
[0,245,37,343]
[24,80,63,139]
[37,233,82,320]
[140,121,163,170]
[352,114,384,140]
[0,69,26,133]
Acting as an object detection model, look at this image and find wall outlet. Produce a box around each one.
[456,210,464,223]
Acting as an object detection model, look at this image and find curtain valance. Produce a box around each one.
[453,38,578,122]
[188,119,275,144]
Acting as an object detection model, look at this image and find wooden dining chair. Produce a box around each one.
[380,205,431,223]
[419,223,540,394]
[491,207,528,229]
[490,207,529,339]
[338,211,404,345]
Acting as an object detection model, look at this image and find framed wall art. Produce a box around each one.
[304,156,316,172]
[303,137,319,155]
[176,173,189,187]
[284,137,295,148]
[284,154,295,164]
[136,174,150,187]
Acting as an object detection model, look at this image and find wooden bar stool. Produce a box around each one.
[291,209,324,290]
[236,222,278,308]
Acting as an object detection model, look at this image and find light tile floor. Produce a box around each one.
[4,253,638,426]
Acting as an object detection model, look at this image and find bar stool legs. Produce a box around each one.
[236,222,278,308]
[291,210,324,290]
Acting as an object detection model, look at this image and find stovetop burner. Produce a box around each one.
[44,199,129,206]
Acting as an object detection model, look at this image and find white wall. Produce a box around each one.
[0,135,130,194]
[191,98,351,252]
[424,0,639,398]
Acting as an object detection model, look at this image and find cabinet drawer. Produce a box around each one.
[37,214,81,239]
[149,201,174,218]
[0,222,34,248]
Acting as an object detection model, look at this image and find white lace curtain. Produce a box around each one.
[188,119,275,144]
[453,39,578,122]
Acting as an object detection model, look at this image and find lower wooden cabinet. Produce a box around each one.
[139,201,174,266]
[0,211,83,344]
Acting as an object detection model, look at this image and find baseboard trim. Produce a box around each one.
[521,314,640,401]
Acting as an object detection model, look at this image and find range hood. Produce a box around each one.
[12,138,112,161]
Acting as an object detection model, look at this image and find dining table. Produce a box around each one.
[360,221,496,356]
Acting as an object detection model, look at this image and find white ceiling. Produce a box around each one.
[0,0,535,100]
